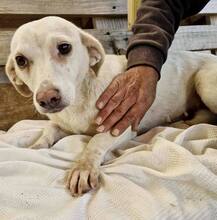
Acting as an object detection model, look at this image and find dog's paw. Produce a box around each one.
[170,120,190,129]
[66,162,100,197]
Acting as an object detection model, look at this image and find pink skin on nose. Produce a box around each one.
[36,89,61,109]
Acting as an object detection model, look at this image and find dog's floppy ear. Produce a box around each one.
[80,30,105,74]
[5,55,32,97]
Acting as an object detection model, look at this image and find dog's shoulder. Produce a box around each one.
[98,55,127,78]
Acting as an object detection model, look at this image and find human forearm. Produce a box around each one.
[127,0,209,76]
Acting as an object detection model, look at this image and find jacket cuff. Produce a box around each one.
[126,45,165,79]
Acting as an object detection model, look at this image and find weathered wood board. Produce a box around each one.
[93,17,128,30]
[0,0,127,16]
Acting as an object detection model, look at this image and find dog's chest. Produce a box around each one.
[48,105,97,135]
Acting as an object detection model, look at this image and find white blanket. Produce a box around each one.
[1,120,217,220]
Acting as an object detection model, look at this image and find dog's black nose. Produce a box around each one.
[36,89,61,110]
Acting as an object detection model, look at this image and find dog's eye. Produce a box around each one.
[15,56,28,68]
[58,43,72,55]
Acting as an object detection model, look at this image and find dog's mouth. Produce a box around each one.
[37,104,68,114]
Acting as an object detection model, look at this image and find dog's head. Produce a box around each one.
[6,16,105,114]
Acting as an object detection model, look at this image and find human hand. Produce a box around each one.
[95,65,158,136]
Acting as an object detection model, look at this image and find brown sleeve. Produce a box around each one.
[127,0,209,77]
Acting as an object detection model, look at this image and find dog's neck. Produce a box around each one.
[76,68,111,109]
[75,55,127,111]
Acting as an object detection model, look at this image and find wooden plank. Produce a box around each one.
[0,0,127,16]
[1,25,217,65]
[93,17,127,30]
[109,25,217,52]
[170,25,217,51]
[200,0,217,15]
[97,25,217,52]
[0,30,13,65]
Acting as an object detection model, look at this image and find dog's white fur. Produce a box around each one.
[6,16,217,196]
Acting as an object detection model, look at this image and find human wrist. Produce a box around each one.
[128,65,159,84]
[126,45,164,80]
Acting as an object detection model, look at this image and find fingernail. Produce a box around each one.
[96,125,105,133]
[112,129,120,136]
[95,117,102,125]
[98,102,104,109]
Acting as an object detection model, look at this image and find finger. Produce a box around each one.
[99,96,136,132]
[95,90,125,126]
[96,80,119,109]
[111,105,140,136]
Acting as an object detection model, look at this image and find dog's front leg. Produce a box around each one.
[29,122,68,149]
[66,127,136,196]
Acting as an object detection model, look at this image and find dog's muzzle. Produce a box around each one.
[36,88,65,113]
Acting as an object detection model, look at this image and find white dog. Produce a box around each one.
[5,16,217,196]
